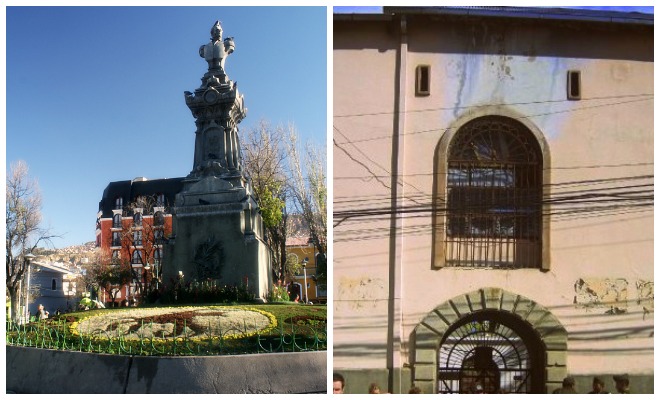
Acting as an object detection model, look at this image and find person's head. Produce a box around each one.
[562,376,575,388]
[333,373,345,394]
[38,304,43,310]
[613,374,629,393]
[592,377,605,392]
[368,383,380,394]
[408,386,422,394]
[474,384,485,394]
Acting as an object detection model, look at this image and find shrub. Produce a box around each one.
[149,278,255,305]
[267,284,290,303]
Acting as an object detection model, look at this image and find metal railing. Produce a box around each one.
[6,318,326,356]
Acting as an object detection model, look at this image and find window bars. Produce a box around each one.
[445,117,542,268]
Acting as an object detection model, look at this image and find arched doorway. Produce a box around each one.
[411,288,567,394]
[437,310,544,393]
[288,282,302,302]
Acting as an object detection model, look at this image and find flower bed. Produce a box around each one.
[72,306,277,341]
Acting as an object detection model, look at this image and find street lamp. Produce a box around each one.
[154,261,160,290]
[302,259,308,304]
[144,263,151,291]
[23,253,36,323]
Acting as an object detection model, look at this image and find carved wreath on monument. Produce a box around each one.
[193,235,225,280]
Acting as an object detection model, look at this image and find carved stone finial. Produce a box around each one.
[199,20,235,87]
[210,20,222,41]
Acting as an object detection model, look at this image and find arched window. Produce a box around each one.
[443,116,542,268]
[132,250,143,265]
[156,193,166,207]
[133,213,142,227]
[154,211,165,226]
[114,196,123,210]
[113,214,122,228]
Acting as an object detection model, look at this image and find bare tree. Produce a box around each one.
[117,195,171,302]
[242,120,289,281]
[285,125,327,284]
[6,161,56,323]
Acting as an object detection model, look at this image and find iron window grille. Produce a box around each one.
[445,117,542,268]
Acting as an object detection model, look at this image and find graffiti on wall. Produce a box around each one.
[574,278,654,320]
[336,276,386,311]
[636,280,654,320]
[574,278,628,313]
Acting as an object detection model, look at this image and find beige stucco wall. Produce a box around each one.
[333,14,653,381]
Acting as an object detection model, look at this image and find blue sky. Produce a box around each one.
[6,6,327,248]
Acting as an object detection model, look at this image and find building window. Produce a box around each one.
[114,196,123,210]
[156,193,166,207]
[113,214,122,228]
[567,70,581,100]
[132,250,143,265]
[133,230,143,247]
[154,211,165,226]
[112,232,121,247]
[52,279,57,291]
[154,248,162,262]
[444,116,542,268]
[112,250,120,262]
[133,213,142,227]
[416,65,431,96]
[154,228,165,244]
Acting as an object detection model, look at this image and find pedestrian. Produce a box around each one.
[333,372,345,394]
[36,304,49,320]
[368,383,381,394]
[613,374,632,394]
[553,376,577,394]
[588,377,609,394]
[473,384,485,394]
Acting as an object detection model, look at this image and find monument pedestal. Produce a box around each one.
[164,176,271,300]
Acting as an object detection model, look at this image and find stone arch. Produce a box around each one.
[432,107,552,270]
[410,287,567,394]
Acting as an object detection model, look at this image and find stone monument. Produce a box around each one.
[163,21,271,300]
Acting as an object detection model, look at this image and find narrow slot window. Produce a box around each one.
[567,70,581,100]
[416,65,430,96]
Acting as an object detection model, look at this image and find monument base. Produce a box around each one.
[163,175,272,300]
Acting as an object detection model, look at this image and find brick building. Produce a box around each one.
[96,177,184,305]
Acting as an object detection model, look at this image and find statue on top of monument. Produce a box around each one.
[199,20,235,86]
